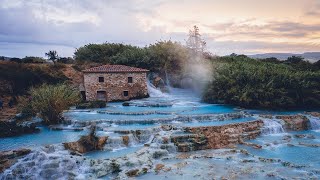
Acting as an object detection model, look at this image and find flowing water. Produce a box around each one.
[1,85,320,179]
[308,115,320,130]
[261,118,285,135]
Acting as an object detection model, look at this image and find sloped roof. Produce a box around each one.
[82,64,149,73]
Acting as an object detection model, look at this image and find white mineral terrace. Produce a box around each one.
[1,85,320,179]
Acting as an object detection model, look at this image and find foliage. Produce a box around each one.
[74,41,190,75]
[17,97,36,120]
[28,84,81,124]
[45,50,59,64]
[203,56,320,109]
[0,62,68,95]
[21,56,46,63]
[57,57,75,64]
[186,25,206,52]
[76,100,106,109]
[7,56,46,63]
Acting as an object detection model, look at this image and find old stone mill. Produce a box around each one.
[1,64,320,179]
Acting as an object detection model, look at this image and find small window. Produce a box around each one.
[123,91,129,97]
[128,77,133,83]
[99,77,104,82]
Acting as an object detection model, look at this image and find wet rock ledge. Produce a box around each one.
[171,120,264,152]
[0,120,40,137]
[63,127,108,154]
[0,148,31,173]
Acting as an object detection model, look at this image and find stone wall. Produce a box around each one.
[83,72,148,101]
[171,120,264,152]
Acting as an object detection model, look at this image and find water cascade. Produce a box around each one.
[165,70,172,92]
[147,80,168,98]
[307,116,320,130]
[261,119,285,135]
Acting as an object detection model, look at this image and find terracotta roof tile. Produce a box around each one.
[83,64,149,73]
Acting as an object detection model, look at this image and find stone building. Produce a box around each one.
[82,65,149,102]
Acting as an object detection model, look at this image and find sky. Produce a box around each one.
[0,0,320,58]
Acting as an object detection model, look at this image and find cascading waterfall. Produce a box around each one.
[261,119,285,135]
[165,70,172,92]
[147,80,168,98]
[0,145,94,179]
[307,115,320,130]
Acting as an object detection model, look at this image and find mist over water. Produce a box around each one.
[180,52,213,94]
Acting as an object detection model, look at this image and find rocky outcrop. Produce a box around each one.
[0,120,40,137]
[275,115,310,131]
[171,120,263,152]
[0,148,31,173]
[64,135,108,154]
[305,112,320,117]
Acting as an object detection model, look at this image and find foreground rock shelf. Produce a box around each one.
[1,113,320,179]
[172,120,263,152]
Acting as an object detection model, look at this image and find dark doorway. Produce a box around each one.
[97,91,107,101]
[80,91,86,101]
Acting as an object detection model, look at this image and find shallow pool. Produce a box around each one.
[0,126,87,151]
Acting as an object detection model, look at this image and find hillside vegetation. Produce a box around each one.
[0,62,68,95]
[203,55,320,110]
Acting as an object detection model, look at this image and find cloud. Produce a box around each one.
[0,0,319,57]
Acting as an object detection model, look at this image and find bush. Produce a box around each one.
[76,101,106,109]
[203,58,320,110]
[17,97,36,120]
[0,62,68,95]
[28,84,81,124]
[21,56,46,63]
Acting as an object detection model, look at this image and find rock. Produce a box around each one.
[259,114,273,119]
[240,149,249,155]
[282,135,292,141]
[125,169,140,177]
[0,120,40,138]
[275,115,310,131]
[306,134,316,139]
[161,124,173,131]
[122,136,130,146]
[64,134,108,154]
[305,112,320,117]
[152,150,168,159]
[49,125,83,131]
[0,148,31,173]
[162,137,169,144]
[241,142,262,149]
[298,142,320,147]
[173,120,264,151]
[122,102,130,106]
[155,164,165,172]
[294,134,315,139]
[176,153,191,159]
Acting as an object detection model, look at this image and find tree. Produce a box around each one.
[45,50,59,64]
[285,56,304,64]
[186,25,206,52]
[28,84,80,124]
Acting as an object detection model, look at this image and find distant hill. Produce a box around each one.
[249,52,320,62]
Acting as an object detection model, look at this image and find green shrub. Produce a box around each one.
[28,84,81,124]
[76,100,106,109]
[203,58,320,109]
